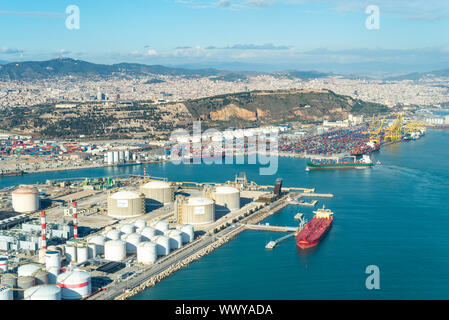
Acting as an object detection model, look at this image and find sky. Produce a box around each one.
[1,0,449,74]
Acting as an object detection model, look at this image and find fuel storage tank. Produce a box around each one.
[107,191,145,219]
[0,284,13,300]
[181,197,215,225]
[139,226,157,240]
[57,270,91,300]
[104,240,126,262]
[24,285,61,300]
[165,230,183,250]
[176,224,195,243]
[212,186,240,212]
[137,242,157,265]
[11,186,40,214]
[150,235,170,256]
[140,180,174,206]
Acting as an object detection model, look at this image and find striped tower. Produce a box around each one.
[72,201,78,239]
[41,210,47,250]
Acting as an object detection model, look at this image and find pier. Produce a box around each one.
[243,223,298,232]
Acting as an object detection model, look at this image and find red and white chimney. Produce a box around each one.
[41,210,47,250]
[72,201,78,239]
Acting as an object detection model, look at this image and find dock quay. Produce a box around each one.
[265,233,296,249]
[243,223,298,232]
[297,192,334,198]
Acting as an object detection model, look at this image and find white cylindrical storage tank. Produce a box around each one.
[134,219,146,230]
[34,269,49,285]
[0,258,8,273]
[122,233,141,254]
[57,270,91,300]
[77,246,89,264]
[177,224,195,243]
[65,245,77,263]
[45,251,61,270]
[107,152,113,165]
[140,181,174,206]
[89,235,106,255]
[104,240,126,262]
[165,230,183,250]
[182,197,215,225]
[212,186,240,212]
[87,243,97,259]
[0,284,13,300]
[47,267,59,285]
[140,226,157,240]
[150,235,170,256]
[113,151,119,164]
[17,276,35,299]
[137,242,157,265]
[124,150,130,161]
[1,273,17,290]
[11,186,40,214]
[118,150,124,161]
[106,229,122,240]
[120,224,136,234]
[150,220,169,233]
[25,285,61,300]
[18,264,41,277]
[107,191,144,219]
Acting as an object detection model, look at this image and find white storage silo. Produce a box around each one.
[17,276,35,299]
[88,243,97,259]
[113,151,119,164]
[107,151,113,165]
[134,219,146,230]
[177,224,195,243]
[150,220,169,233]
[1,273,17,291]
[77,246,89,263]
[165,230,183,250]
[45,251,61,270]
[89,235,106,254]
[181,197,215,225]
[150,235,170,256]
[107,191,144,219]
[124,150,130,161]
[18,264,41,277]
[11,186,40,214]
[25,285,61,300]
[140,226,157,240]
[140,181,174,206]
[34,269,49,285]
[104,240,126,261]
[0,284,13,300]
[65,245,77,263]
[118,150,124,162]
[122,233,141,254]
[120,224,136,234]
[212,186,240,212]
[47,267,59,285]
[137,242,157,265]
[106,229,122,240]
[57,270,91,300]
[0,258,8,273]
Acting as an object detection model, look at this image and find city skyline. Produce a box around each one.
[1,1,449,74]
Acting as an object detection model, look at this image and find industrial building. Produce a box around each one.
[177,197,215,225]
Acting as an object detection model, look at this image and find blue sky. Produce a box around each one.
[1,0,449,73]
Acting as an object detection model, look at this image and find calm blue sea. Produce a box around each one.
[1,130,448,299]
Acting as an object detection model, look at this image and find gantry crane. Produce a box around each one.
[384,112,404,143]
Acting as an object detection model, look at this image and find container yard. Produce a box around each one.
[0,171,330,300]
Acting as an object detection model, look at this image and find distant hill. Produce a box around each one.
[274,70,334,79]
[0,58,231,81]
[183,89,387,127]
[386,68,449,81]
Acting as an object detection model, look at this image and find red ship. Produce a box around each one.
[296,206,334,249]
[350,141,380,156]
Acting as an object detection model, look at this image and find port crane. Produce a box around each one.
[364,115,386,144]
[384,112,404,143]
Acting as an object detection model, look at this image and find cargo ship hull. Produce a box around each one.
[296,216,333,249]
[306,162,373,170]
